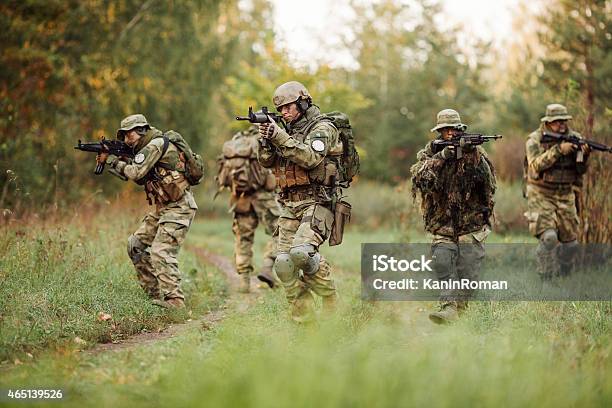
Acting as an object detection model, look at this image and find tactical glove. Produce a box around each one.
[259,120,290,146]
[433,146,456,160]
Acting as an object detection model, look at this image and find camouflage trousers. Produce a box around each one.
[431,226,489,305]
[525,184,579,242]
[525,185,580,278]
[128,191,197,301]
[232,192,279,276]
[276,200,337,309]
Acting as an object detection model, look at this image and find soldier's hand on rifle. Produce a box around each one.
[580,144,591,155]
[439,146,456,160]
[259,118,279,140]
[96,152,109,164]
[559,142,577,155]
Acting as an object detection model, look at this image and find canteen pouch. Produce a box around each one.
[329,200,351,246]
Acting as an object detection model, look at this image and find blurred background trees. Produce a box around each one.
[1,0,609,238]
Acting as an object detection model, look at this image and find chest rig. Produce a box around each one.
[136,129,189,205]
[528,138,581,188]
[272,117,338,192]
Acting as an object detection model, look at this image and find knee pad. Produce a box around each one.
[431,245,455,280]
[274,252,296,283]
[557,240,579,263]
[539,229,559,251]
[127,235,147,263]
[289,244,321,276]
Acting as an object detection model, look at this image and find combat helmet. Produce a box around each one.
[540,104,572,123]
[430,109,467,132]
[272,81,312,111]
[116,114,150,140]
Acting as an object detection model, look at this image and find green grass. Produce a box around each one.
[0,215,609,408]
[0,211,225,362]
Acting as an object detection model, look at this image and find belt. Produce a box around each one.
[280,189,314,202]
[527,181,572,194]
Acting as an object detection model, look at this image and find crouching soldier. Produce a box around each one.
[96,114,200,308]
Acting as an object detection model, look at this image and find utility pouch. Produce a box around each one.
[310,204,334,240]
[329,200,351,246]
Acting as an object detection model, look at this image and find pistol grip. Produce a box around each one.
[95,162,105,175]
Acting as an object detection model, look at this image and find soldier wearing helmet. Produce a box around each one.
[97,114,198,309]
[524,104,590,280]
[410,109,497,324]
[258,81,343,322]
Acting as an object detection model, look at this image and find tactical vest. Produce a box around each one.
[527,139,581,188]
[273,117,341,191]
[136,129,190,205]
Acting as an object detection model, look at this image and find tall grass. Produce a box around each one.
[0,210,225,361]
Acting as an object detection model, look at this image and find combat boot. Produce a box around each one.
[238,274,250,293]
[429,302,459,324]
[257,260,277,289]
[152,298,185,309]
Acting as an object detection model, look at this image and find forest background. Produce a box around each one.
[1,0,610,241]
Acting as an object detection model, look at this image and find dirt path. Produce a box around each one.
[88,246,266,354]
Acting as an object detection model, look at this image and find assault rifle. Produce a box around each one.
[432,133,503,159]
[236,106,286,128]
[74,138,134,180]
[541,131,612,153]
[236,106,289,148]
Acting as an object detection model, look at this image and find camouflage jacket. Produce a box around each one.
[257,105,342,194]
[108,128,196,207]
[410,140,496,237]
[525,125,588,189]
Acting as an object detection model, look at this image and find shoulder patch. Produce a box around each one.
[311,139,326,152]
[134,153,145,164]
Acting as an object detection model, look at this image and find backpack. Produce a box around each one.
[163,130,204,185]
[216,134,268,194]
[320,112,360,187]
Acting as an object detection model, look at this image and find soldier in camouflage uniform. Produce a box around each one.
[411,109,496,324]
[217,125,281,293]
[524,104,590,279]
[97,114,197,309]
[258,81,341,322]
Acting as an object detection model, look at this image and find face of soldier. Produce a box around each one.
[124,129,142,147]
[279,103,302,123]
[548,120,568,134]
[439,127,461,141]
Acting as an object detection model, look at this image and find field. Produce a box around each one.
[0,183,610,407]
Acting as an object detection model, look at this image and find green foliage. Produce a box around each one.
[0,213,225,361]
[0,0,240,209]
[2,221,607,407]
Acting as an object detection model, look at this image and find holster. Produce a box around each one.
[329,200,352,246]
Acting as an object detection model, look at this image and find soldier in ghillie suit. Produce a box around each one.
[96,114,199,309]
[216,125,281,293]
[257,81,356,322]
[524,104,590,279]
[411,109,496,324]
